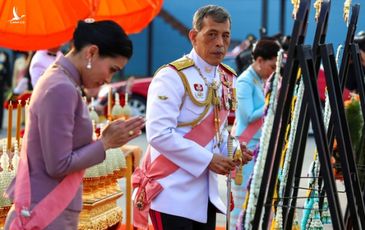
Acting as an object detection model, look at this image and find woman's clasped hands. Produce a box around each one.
[100,116,145,150]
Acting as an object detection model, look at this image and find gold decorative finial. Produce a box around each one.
[314,0,322,22]
[343,0,352,23]
[291,0,300,19]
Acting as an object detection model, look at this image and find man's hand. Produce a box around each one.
[208,154,236,175]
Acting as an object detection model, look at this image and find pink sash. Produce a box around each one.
[231,118,263,144]
[132,108,229,229]
[10,142,84,229]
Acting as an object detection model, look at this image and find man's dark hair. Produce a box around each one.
[192,5,231,31]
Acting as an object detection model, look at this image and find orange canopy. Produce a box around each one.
[0,0,90,51]
[91,0,163,34]
[0,0,163,51]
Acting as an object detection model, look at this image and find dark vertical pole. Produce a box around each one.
[147,21,154,76]
[280,0,286,34]
[261,0,268,37]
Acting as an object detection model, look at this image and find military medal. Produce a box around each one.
[193,83,204,98]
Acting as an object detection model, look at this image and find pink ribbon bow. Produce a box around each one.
[132,150,179,229]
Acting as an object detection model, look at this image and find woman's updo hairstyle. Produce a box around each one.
[73,20,133,59]
[252,39,281,61]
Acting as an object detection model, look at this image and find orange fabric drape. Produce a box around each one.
[0,0,163,51]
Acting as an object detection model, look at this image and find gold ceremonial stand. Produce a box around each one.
[78,145,141,230]
[78,148,127,230]
[78,192,123,230]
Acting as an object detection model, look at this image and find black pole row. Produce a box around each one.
[285,1,331,228]
[251,0,311,228]
[250,0,365,229]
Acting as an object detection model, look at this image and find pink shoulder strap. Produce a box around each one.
[10,144,84,229]
[231,118,263,144]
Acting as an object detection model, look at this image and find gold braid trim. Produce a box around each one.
[174,70,213,127]
[156,57,214,127]
[174,70,212,107]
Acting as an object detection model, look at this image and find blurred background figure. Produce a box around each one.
[233,34,290,76]
[11,51,32,95]
[355,31,365,66]
[316,30,365,104]
[0,50,11,130]
[346,31,365,92]
[30,46,63,88]
[231,38,281,229]
[233,34,257,75]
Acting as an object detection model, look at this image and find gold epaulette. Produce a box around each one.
[153,64,168,77]
[169,57,194,71]
[219,63,237,76]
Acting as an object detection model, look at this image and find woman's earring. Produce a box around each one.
[86,59,92,69]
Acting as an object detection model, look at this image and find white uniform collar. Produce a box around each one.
[187,49,218,79]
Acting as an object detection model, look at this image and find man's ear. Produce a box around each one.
[189,29,198,45]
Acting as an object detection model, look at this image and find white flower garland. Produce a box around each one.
[274,78,304,229]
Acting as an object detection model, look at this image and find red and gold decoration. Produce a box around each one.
[0,95,142,229]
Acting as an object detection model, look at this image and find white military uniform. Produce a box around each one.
[146,48,236,223]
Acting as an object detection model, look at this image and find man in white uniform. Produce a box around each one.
[29,46,62,87]
[132,5,251,230]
